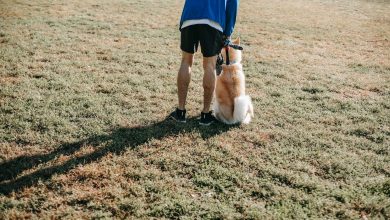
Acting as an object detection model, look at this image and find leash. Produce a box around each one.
[216,39,243,75]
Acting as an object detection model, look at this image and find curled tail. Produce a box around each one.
[233,95,254,124]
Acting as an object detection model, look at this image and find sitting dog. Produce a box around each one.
[213,38,254,124]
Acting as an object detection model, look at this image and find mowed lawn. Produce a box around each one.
[1,0,389,218]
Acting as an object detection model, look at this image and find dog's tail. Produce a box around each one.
[233,95,254,124]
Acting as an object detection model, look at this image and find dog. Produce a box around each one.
[213,37,254,124]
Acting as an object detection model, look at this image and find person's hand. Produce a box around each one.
[223,35,231,41]
[222,35,231,47]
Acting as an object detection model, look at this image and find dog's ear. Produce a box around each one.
[233,37,240,45]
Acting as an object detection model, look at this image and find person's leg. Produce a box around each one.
[202,55,217,113]
[177,51,194,110]
[198,24,222,115]
[170,25,198,122]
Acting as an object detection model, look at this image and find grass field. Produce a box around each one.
[1,0,389,219]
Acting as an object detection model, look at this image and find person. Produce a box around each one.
[169,0,239,126]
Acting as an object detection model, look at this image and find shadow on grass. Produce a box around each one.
[0,117,234,195]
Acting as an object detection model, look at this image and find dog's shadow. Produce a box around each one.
[0,117,234,195]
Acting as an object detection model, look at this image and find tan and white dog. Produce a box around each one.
[213,38,254,124]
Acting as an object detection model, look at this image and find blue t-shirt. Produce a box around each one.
[179,0,239,37]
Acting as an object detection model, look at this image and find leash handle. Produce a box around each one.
[223,38,243,50]
[229,44,243,50]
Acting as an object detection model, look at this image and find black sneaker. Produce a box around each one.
[169,108,186,123]
[199,111,217,126]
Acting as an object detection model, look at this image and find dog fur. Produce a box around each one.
[213,38,254,124]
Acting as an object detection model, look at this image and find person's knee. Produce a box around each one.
[203,64,215,75]
[202,56,216,72]
[181,52,194,67]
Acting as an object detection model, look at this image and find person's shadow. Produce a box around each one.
[0,117,234,195]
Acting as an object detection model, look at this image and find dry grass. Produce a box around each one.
[1,0,389,219]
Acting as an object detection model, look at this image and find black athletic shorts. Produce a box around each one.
[180,24,223,57]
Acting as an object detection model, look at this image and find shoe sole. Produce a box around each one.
[199,121,214,126]
[170,115,186,123]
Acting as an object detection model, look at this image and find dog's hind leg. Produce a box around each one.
[217,104,234,124]
[212,101,220,115]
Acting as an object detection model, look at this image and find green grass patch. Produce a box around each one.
[1,0,389,219]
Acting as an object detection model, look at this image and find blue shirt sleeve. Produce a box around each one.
[224,0,239,36]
